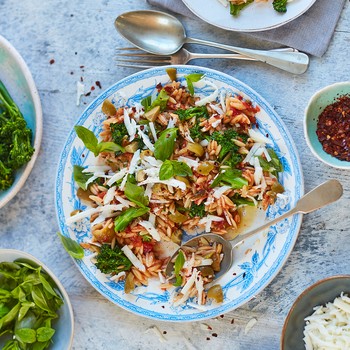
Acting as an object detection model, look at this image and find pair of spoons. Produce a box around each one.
[165,179,343,279]
[115,10,309,74]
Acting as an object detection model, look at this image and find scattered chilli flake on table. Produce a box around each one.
[63,69,285,307]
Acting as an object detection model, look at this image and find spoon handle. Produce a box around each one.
[230,179,343,247]
[185,37,309,74]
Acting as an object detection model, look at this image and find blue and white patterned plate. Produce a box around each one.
[55,66,303,322]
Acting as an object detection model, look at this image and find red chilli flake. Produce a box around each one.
[316,95,350,161]
[96,81,102,89]
[49,59,55,65]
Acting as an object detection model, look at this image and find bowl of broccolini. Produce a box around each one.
[0,35,42,208]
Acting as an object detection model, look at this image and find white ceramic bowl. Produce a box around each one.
[304,81,350,169]
[0,249,74,349]
[0,35,43,208]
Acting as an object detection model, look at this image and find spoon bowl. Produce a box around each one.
[115,10,185,55]
[165,233,234,280]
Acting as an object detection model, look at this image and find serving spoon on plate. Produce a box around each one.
[115,10,309,74]
[165,179,343,280]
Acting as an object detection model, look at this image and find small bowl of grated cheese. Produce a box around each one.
[281,275,350,350]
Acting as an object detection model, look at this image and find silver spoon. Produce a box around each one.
[165,179,343,279]
[115,10,309,75]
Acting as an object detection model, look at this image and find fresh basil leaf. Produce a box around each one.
[150,89,169,111]
[38,272,58,298]
[36,327,55,342]
[0,303,9,318]
[73,165,92,190]
[258,149,283,177]
[159,160,192,180]
[75,125,124,157]
[74,125,99,156]
[31,286,51,313]
[154,128,178,161]
[124,179,149,208]
[173,250,185,287]
[97,141,125,154]
[141,95,152,111]
[231,194,255,206]
[172,161,192,177]
[114,207,149,232]
[3,340,21,350]
[159,160,174,180]
[15,328,36,344]
[57,232,84,259]
[0,303,20,328]
[185,73,204,95]
[142,89,169,113]
[18,302,35,322]
[11,286,26,302]
[211,169,248,189]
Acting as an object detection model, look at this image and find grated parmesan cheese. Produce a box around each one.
[123,108,137,141]
[106,168,128,187]
[66,204,124,225]
[198,215,224,232]
[139,220,161,241]
[213,185,231,199]
[121,245,146,272]
[195,80,219,106]
[76,81,85,106]
[103,186,116,205]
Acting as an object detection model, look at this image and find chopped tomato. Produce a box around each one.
[143,242,154,253]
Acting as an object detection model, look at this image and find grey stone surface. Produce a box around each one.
[0,1,349,349]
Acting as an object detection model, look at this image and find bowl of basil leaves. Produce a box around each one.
[0,249,74,350]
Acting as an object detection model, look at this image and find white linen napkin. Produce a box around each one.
[146,0,346,57]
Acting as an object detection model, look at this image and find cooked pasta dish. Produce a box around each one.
[66,69,284,307]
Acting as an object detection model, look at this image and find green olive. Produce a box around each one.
[272,182,284,194]
[171,230,183,245]
[169,211,188,224]
[101,99,116,116]
[187,142,205,157]
[166,67,177,82]
[144,106,160,122]
[207,284,223,303]
[197,162,214,175]
[124,272,135,294]
[211,252,221,272]
[198,266,214,277]
[124,141,139,153]
[77,187,93,202]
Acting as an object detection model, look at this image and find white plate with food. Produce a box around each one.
[182,0,316,32]
[55,65,303,321]
[0,35,42,208]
